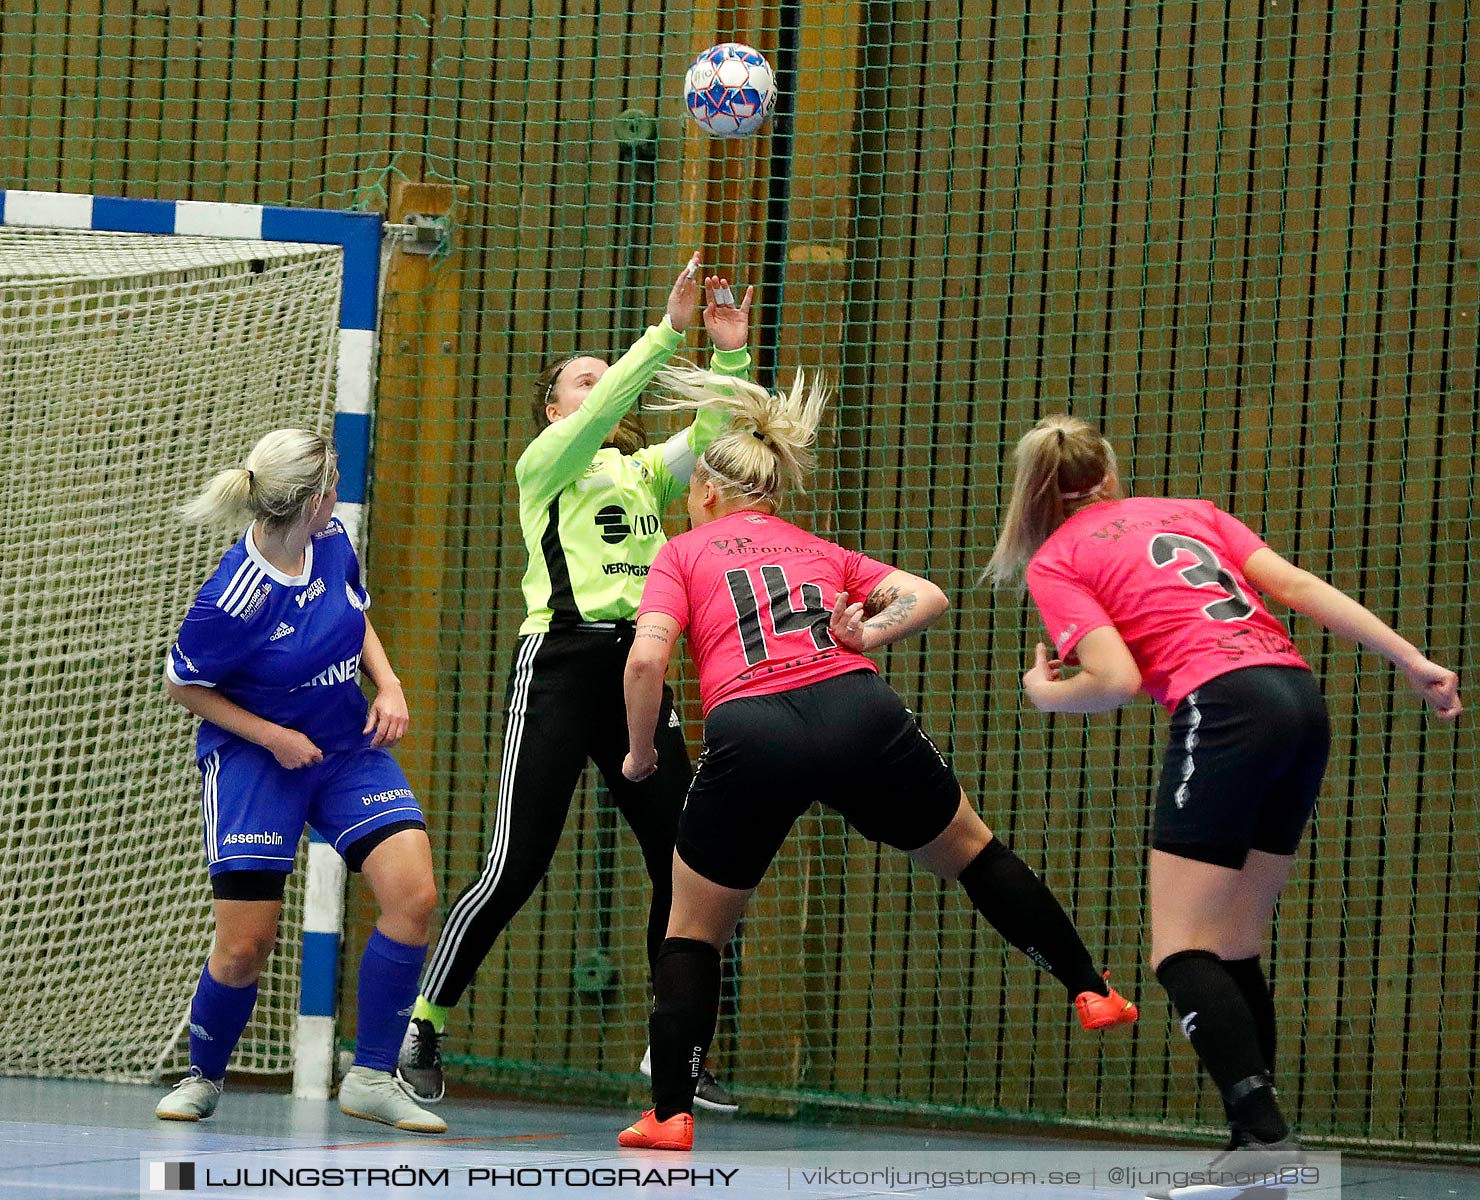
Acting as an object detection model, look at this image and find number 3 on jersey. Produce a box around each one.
[726,564,834,666]
[1148,533,1255,621]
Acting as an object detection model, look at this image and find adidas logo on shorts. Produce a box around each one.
[269,622,295,641]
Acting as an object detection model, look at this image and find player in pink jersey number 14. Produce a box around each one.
[614,370,1137,1152]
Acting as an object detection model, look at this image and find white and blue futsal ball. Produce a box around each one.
[684,43,778,138]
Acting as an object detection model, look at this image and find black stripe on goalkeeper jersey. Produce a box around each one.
[540,495,582,625]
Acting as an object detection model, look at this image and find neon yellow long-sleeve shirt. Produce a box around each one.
[513,319,751,634]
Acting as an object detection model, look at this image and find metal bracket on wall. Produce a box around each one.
[384,212,449,257]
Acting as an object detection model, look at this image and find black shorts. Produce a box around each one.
[677,670,962,890]
[1154,665,1330,869]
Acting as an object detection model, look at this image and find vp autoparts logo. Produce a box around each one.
[149,1160,195,1191]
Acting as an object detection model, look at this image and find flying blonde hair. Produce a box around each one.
[983,414,1119,588]
[648,363,830,507]
[179,429,338,529]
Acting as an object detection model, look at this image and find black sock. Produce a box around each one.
[649,937,721,1121]
[1223,955,1277,1077]
[1156,950,1288,1142]
[957,838,1106,997]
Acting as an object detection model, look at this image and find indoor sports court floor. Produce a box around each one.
[2,1076,1474,1199]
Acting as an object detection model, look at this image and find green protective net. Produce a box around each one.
[3,1,1475,1153]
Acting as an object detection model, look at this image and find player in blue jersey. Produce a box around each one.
[156,429,445,1134]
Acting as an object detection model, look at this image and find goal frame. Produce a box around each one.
[0,188,383,1100]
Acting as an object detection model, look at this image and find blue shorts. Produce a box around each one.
[199,740,424,877]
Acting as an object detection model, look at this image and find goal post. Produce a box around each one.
[0,189,383,1100]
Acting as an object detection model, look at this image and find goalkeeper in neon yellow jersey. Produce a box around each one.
[399,253,749,1111]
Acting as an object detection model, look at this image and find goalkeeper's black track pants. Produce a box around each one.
[419,623,692,1008]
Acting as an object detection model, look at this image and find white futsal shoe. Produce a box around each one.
[338,1065,447,1134]
[155,1068,223,1121]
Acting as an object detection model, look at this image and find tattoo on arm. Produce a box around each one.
[635,622,673,644]
[862,590,918,632]
[861,584,903,619]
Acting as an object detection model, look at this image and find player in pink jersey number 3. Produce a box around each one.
[985,415,1461,1195]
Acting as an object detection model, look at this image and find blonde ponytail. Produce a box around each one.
[649,364,829,507]
[983,415,1118,589]
[180,428,337,529]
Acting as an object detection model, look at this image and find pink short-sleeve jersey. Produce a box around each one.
[640,511,896,716]
[1025,497,1309,712]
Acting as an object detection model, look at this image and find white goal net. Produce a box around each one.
[0,227,344,1081]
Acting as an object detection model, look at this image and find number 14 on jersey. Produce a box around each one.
[725,565,834,666]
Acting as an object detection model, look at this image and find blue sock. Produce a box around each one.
[188,963,258,1080]
[353,929,427,1072]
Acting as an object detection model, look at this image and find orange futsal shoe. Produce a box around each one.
[1075,972,1139,1031]
[618,1109,694,1151]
